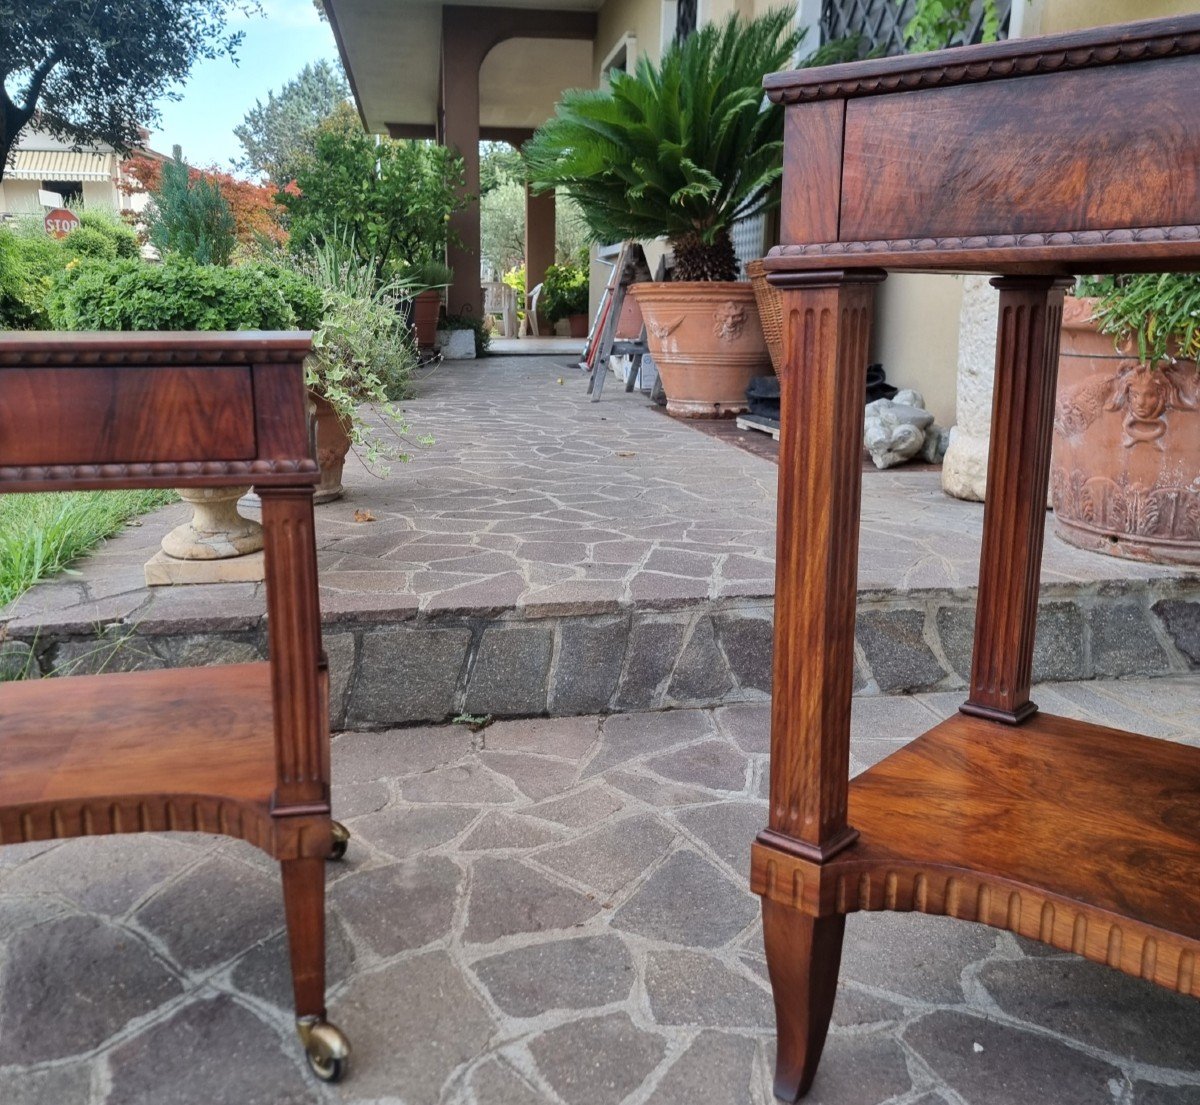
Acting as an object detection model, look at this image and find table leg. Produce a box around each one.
[962,277,1074,724]
[756,269,884,1101]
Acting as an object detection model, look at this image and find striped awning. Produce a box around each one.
[6,150,114,182]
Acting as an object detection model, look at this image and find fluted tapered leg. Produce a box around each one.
[963,277,1073,724]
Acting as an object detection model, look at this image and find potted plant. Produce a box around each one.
[525,11,800,417]
[1052,274,1200,565]
[296,241,423,500]
[541,260,590,338]
[403,259,453,347]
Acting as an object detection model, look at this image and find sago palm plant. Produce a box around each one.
[524,10,803,282]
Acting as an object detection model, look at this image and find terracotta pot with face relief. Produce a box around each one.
[1050,297,1200,565]
[629,282,772,418]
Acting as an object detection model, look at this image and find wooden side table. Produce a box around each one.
[751,16,1200,1100]
[0,332,351,1082]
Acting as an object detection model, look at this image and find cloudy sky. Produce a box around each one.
[149,0,342,172]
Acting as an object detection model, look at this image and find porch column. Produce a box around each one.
[525,184,555,331]
[441,8,482,317]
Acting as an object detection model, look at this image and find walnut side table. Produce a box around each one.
[0,332,351,1082]
[750,16,1200,1099]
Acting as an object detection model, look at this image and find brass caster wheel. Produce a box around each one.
[328,821,350,862]
[297,1017,350,1083]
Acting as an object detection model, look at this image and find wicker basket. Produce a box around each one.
[747,259,784,376]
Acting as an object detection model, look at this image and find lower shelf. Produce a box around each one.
[0,663,281,848]
[753,710,1200,995]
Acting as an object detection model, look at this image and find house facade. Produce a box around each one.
[0,127,151,219]
[325,0,1198,420]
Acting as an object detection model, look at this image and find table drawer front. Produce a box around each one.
[0,365,257,467]
[837,55,1200,244]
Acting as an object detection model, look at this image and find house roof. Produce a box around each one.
[6,150,115,181]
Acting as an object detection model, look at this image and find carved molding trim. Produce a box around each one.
[1,458,319,485]
[752,845,1200,997]
[768,225,1200,260]
[765,27,1200,104]
[0,796,330,861]
[0,348,308,367]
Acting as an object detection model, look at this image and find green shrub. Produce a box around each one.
[0,218,70,329]
[540,261,588,323]
[76,210,140,259]
[249,263,324,329]
[47,257,298,331]
[62,225,118,261]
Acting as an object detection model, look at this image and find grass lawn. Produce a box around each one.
[0,490,175,607]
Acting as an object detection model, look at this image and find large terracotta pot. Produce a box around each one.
[310,391,352,504]
[1051,296,1200,565]
[567,313,589,339]
[411,289,441,347]
[630,282,772,418]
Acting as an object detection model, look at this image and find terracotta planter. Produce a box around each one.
[411,289,441,347]
[567,313,589,339]
[630,282,772,418]
[310,391,352,504]
[1051,297,1200,565]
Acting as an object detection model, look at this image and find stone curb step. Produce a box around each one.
[2,579,1195,730]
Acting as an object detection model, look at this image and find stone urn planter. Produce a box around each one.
[310,392,352,504]
[629,282,772,418]
[411,289,441,347]
[1051,296,1200,566]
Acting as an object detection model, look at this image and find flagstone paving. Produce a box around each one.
[3,675,1199,1105]
[3,358,1197,725]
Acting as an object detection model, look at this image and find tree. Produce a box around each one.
[480,179,526,279]
[479,141,524,194]
[123,153,286,246]
[0,0,254,184]
[233,59,349,184]
[279,109,469,282]
[147,148,237,265]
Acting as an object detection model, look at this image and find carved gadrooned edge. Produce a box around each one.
[0,797,332,861]
[765,27,1200,103]
[768,225,1200,259]
[0,458,319,485]
[0,348,309,367]
[751,845,1200,998]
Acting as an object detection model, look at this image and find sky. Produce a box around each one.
[148,0,342,173]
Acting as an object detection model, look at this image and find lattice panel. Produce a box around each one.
[731,213,768,277]
[821,0,1011,56]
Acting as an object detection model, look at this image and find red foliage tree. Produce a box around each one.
[122,154,287,247]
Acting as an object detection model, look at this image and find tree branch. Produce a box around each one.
[16,48,64,125]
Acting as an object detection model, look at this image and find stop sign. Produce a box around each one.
[44,207,80,239]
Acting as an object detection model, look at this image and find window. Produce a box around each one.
[41,180,83,205]
[600,34,636,84]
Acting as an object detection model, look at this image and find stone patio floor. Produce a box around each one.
[3,357,1197,724]
[6,355,1192,630]
[4,675,1200,1105]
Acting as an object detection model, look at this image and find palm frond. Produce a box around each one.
[524,9,802,252]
